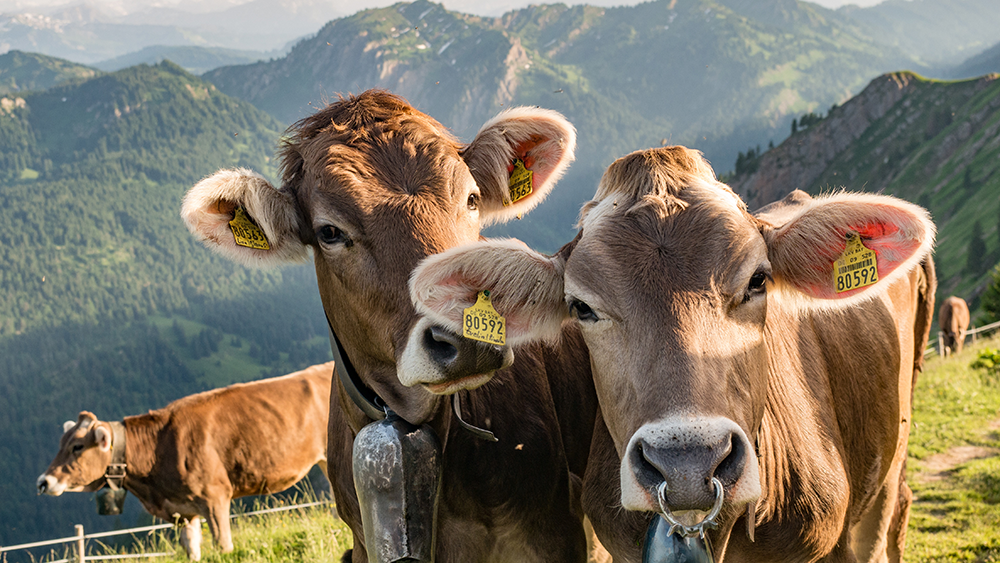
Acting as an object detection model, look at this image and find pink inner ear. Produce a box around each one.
[804,220,921,300]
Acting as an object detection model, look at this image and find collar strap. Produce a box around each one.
[105,421,127,491]
[325,312,388,421]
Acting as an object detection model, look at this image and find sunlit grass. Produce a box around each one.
[907,333,1000,562]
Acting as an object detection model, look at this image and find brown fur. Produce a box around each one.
[182,91,595,562]
[938,296,970,356]
[39,364,332,560]
[410,147,937,562]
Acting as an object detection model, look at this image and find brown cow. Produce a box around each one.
[180,91,599,562]
[37,362,333,561]
[939,296,970,356]
[410,147,937,562]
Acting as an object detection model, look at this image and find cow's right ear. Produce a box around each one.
[181,168,309,268]
[410,238,569,345]
[63,420,76,433]
[462,108,576,226]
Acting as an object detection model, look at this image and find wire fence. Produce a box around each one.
[925,319,1000,357]
[0,501,332,563]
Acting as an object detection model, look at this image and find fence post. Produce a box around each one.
[75,525,85,563]
[938,331,945,356]
[972,325,977,344]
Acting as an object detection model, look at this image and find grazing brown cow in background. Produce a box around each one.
[411,148,936,562]
[38,362,333,561]
[181,91,599,562]
[939,296,970,356]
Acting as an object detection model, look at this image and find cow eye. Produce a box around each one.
[316,225,351,247]
[743,267,770,303]
[467,193,479,211]
[569,299,599,322]
[71,444,84,455]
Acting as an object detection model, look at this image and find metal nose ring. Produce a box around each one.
[656,477,724,539]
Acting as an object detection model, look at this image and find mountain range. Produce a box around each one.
[203,0,999,248]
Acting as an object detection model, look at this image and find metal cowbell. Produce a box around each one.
[353,412,442,563]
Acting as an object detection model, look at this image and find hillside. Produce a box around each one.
[0,61,333,545]
[0,50,100,95]
[204,0,922,250]
[94,45,280,75]
[729,71,1000,309]
[840,0,1000,67]
[947,40,1000,80]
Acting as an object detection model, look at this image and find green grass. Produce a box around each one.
[74,491,352,563]
[907,333,1000,562]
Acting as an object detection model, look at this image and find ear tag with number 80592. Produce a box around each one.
[834,232,877,293]
[229,207,270,250]
[463,290,506,346]
[504,159,533,207]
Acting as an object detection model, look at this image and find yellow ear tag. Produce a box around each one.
[229,207,270,250]
[834,232,878,293]
[462,290,506,345]
[504,158,533,207]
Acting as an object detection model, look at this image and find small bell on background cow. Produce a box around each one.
[353,411,442,563]
[642,516,714,563]
[95,487,127,516]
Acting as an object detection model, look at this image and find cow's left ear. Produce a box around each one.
[462,107,576,225]
[411,238,569,345]
[94,425,112,453]
[763,192,935,305]
[63,420,76,434]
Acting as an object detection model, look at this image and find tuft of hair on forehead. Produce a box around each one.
[278,89,461,189]
[579,146,744,226]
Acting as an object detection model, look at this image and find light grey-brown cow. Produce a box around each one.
[411,147,936,562]
[939,295,970,356]
[38,362,333,560]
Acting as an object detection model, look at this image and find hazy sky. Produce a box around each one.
[1,0,891,16]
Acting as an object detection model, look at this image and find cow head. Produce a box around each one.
[38,412,116,496]
[182,91,575,424]
[411,147,934,554]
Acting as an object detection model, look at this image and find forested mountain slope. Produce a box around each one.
[0,50,99,95]
[0,61,332,545]
[729,72,1000,309]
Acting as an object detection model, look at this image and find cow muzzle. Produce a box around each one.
[399,318,514,392]
[37,473,66,496]
[621,416,760,515]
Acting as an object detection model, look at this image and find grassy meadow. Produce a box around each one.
[27,335,1000,563]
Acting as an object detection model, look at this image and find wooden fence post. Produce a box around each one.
[938,331,945,356]
[75,525,85,563]
[972,325,977,344]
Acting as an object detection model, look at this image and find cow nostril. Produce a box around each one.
[713,433,747,487]
[424,327,459,366]
[632,438,667,490]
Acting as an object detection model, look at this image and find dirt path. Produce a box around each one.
[914,417,1000,483]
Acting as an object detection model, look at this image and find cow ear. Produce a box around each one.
[462,108,576,225]
[94,425,112,452]
[63,420,76,433]
[181,168,310,268]
[763,192,935,306]
[410,238,568,345]
[76,411,97,431]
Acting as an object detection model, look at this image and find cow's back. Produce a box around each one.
[147,362,332,498]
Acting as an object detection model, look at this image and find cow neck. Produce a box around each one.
[324,311,497,441]
[118,413,164,487]
[104,421,127,491]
